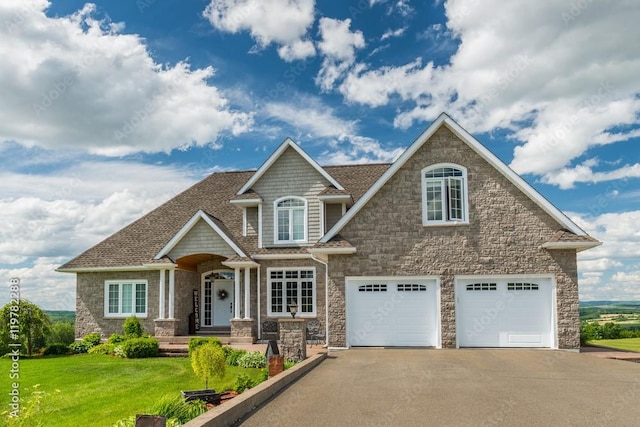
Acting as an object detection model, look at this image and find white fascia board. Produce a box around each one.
[318,194,353,202]
[321,113,588,243]
[56,265,176,273]
[307,247,357,255]
[252,253,313,260]
[222,260,260,268]
[230,198,262,207]
[542,241,602,252]
[154,210,247,259]
[237,138,344,195]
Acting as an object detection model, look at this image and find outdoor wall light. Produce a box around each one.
[288,301,298,318]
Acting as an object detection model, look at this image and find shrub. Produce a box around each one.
[107,333,127,344]
[69,340,92,354]
[113,345,126,358]
[82,332,102,347]
[88,343,115,355]
[284,359,297,370]
[237,351,266,369]
[46,322,75,346]
[234,374,255,394]
[601,322,622,340]
[148,394,207,424]
[123,316,143,338]
[43,343,69,356]
[188,337,222,357]
[119,337,159,358]
[191,343,226,389]
[223,346,247,366]
[580,322,603,343]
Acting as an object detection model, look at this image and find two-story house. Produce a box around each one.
[58,113,600,349]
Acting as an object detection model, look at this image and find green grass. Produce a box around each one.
[0,354,265,427]
[589,338,640,352]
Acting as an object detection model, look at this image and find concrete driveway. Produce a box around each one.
[238,349,640,426]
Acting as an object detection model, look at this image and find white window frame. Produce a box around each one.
[421,163,469,225]
[273,196,308,244]
[267,268,316,317]
[104,280,148,318]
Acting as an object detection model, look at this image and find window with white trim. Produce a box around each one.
[274,197,307,243]
[105,280,147,317]
[422,164,468,224]
[268,269,315,316]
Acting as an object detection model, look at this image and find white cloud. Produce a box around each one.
[316,18,365,90]
[542,160,640,189]
[203,0,316,61]
[264,99,356,139]
[380,27,407,41]
[319,136,404,165]
[579,258,622,273]
[336,0,640,188]
[0,160,196,264]
[0,1,252,156]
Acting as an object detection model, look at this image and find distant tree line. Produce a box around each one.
[580,321,640,344]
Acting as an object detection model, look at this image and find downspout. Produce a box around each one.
[311,253,330,348]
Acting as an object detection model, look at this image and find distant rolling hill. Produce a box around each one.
[46,310,75,324]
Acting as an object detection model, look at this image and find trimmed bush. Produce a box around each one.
[69,340,92,354]
[188,337,222,357]
[82,332,102,347]
[88,343,115,355]
[107,333,127,344]
[223,346,247,366]
[123,316,143,338]
[119,337,159,358]
[43,343,69,356]
[237,350,266,368]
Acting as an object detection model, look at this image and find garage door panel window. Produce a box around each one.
[397,284,427,291]
[268,269,315,316]
[466,282,497,291]
[358,284,387,292]
[507,282,539,291]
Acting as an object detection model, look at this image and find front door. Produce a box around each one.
[202,274,234,328]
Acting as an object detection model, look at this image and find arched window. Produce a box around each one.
[422,164,468,225]
[274,197,307,243]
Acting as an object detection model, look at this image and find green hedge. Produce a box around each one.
[120,337,159,358]
[188,337,222,357]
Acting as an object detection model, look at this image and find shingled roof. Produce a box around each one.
[58,163,391,270]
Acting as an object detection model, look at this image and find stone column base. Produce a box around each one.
[231,319,256,343]
[154,319,178,337]
[279,318,307,362]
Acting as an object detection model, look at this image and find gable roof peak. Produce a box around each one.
[237,137,344,195]
[321,113,589,242]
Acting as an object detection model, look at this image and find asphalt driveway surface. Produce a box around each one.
[238,349,640,426]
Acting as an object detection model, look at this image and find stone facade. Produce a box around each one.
[328,127,580,349]
[231,319,256,343]
[279,318,307,361]
[76,270,161,338]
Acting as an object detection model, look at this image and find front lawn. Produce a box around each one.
[589,338,640,352]
[0,354,265,426]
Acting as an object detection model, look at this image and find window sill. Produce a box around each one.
[266,313,317,319]
[104,315,148,319]
[422,221,469,227]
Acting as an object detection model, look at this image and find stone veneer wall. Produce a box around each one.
[76,270,161,338]
[258,259,327,340]
[328,126,580,349]
[173,269,199,335]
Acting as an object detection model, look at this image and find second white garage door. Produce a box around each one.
[346,277,439,347]
[456,276,555,348]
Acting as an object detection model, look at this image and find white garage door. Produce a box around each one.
[346,277,439,347]
[456,277,554,348]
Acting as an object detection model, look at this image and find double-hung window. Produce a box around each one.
[274,197,307,243]
[422,164,468,225]
[268,269,315,317]
[104,280,148,317]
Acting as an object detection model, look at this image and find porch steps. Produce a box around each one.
[156,334,232,357]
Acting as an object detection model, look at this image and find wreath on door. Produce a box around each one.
[217,289,229,301]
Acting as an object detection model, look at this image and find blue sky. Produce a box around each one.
[0,0,639,310]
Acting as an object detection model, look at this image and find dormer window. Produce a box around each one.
[422,164,468,225]
[275,197,307,243]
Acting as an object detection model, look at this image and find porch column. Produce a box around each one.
[168,269,175,319]
[158,269,166,319]
[234,267,241,319]
[244,267,251,319]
